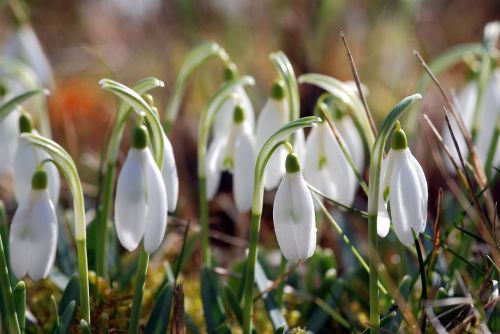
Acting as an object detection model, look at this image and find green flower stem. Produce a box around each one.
[197,76,255,266]
[242,116,321,334]
[0,204,21,334]
[97,78,165,278]
[366,94,421,333]
[312,193,389,296]
[128,247,149,334]
[22,133,91,324]
[275,255,287,308]
[164,42,231,134]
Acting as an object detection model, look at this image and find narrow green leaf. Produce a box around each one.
[79,319,91,334]
[144,282,174,334]
[0,88,49,121]
[165,41,231,131]
[58,301,76,334]
[254,260,288,332]
[12,281,25,331]
[200,266,231,333]
[59,274,80,316]
[223,285,243,325]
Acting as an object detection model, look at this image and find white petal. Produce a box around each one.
[476,70,500,165]
[206,135,226,199]
[443,82,477,172]
[143,149,168,253]
[4,26,54,88]
[161,132,179,212]
[389,149,425,246]
[377,153,391,237]
[273,172,316,261]
[336,116,365,172]
[9,190,57,280]
[410,154,428,233]
[114,149,147,251]
[255,99,288,190]
[233,132,256,212]
[0,108,20,174]
[212,86,254,138]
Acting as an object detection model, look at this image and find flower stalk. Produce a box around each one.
[366,94,421,333]
[242,116,321,334]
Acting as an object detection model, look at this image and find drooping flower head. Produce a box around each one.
[206,103,256,212]
[273,152,316,261]
[303,113,357,206]
[14,112,60,204]
[255,81,289,190]
[377,122,428,246]
[9,168,58,280]
[114,124,168,253]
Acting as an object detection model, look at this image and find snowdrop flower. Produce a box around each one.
[212,65,255,139]
[443,69,500,169]
[377,123,428,246]
[303,120,357,206]
[115,124,167,253]
[273,153,316,261]
[14,113,60,204]
[4,25,54,88]
[9,169,57,280]
[255,81,288,190]
[0,106,21,175]
[206,104,256,212]
[160,131,179,212]
[335,113,365,173]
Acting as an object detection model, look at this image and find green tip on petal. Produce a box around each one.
[224,63,239,82]
[233,104,245,123]
[132,125,148,149]
[31,170,48,190]
[19,112,33,133]
[391,121,408,150]
[271,80,285,100]
[285,153,301,173]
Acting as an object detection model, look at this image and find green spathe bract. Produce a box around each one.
[20,132,91,325]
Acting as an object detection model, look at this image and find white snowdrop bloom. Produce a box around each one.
[335,115,365,173]
[442,81,477,171]
[378,123,428,246]
[303,121,357,206]
[212,66,255,139]
[14,113,60,204]
[160,131,179,212]
[206,104,256,212]
[9,169,57,281]
[443,69,500,170]
[273,153,316,261]
[475,69,500,166]
[4,25,54,88]
[115,125,168,253]
[255,81,288,190]
[106,0,162,23]
[0,107,21,175]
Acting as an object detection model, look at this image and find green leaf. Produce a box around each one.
[223,285,243,325]
[200,266,231,333]
[254,260,288,332]
[79,319,91,334]
[172,231,200,279]
[144,282,174,334]
[12,281,25,331]
[164,41,231,131]
[58,300,76,334]
[0,88,49,122]
[59,274,80,316]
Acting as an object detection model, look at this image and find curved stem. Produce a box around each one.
[128,247,149,334]
[242,116,321,334]
[22,133,91,324]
